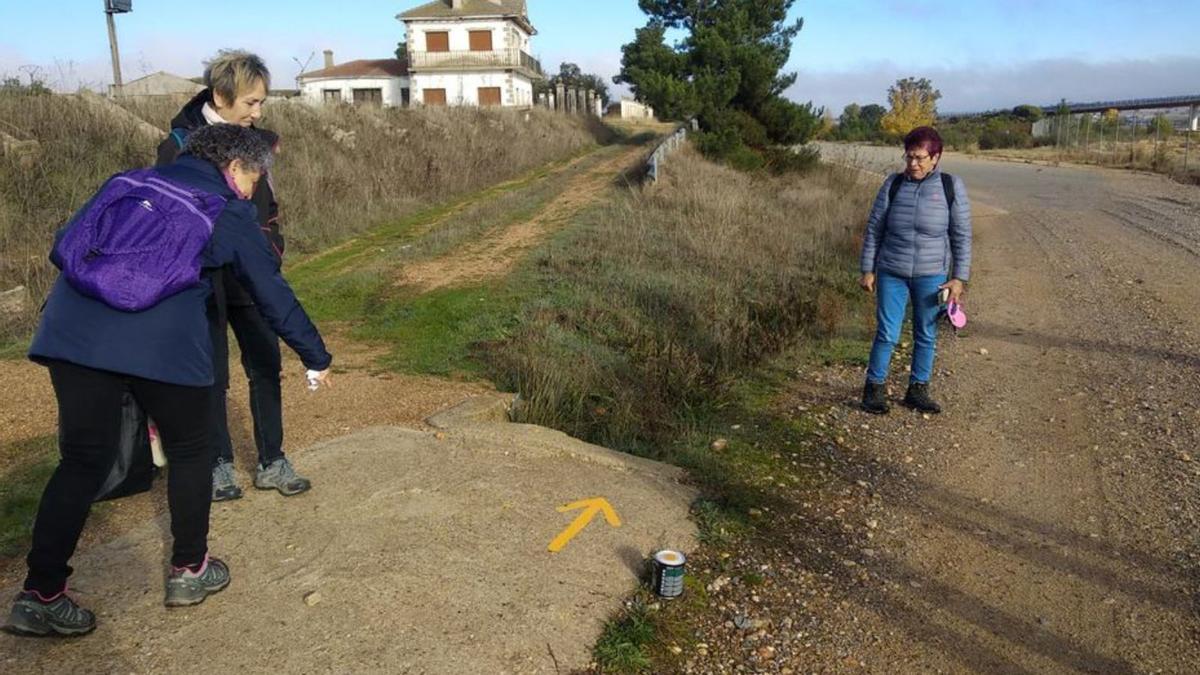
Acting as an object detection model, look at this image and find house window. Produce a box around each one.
[401,88,411,107]
[322,89,341,103]
[468,30,493,52]
[426,31,449,53]
[353,88,382,107]
[423,88,447,106]
[478,87,502,106]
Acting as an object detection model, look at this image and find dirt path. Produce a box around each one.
[397,143,647,290]
[805,146,1200,672]
[0,138,654,600]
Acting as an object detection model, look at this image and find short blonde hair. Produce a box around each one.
[203,49,270,103]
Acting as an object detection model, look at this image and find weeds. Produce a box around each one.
[594,598,658,672]
[0,92,604,340]
[489,148,872,452]
[0,435,57,557]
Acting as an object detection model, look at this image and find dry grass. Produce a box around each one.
[489,147,873,451]
[976,135,1200,182]
[0,92,604,338]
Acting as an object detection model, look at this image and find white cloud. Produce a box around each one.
[788,56,1200,114]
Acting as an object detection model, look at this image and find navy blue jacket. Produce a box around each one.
[29,155,332,387]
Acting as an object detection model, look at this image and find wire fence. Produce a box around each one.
[1040,112,1198,175]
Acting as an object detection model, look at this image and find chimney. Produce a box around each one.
[323,50,334,69]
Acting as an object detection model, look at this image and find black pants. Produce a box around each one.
[25,360,212,595]
[210,302,284,468]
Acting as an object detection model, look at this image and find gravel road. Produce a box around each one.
[806,144,1200,673]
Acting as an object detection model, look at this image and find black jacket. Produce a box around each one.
[156,89,284,306]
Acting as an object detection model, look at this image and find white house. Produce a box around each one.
[607,98,656,120]
[398,0,544,107]
[298,52,410,107]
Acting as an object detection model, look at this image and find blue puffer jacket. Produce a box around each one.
[29,155,332,387]
[859,168,972,281]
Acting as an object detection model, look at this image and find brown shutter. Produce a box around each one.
[426,31,449,52]
[478,87,501,106]
[468,30,493,52]
[424,89,447,106]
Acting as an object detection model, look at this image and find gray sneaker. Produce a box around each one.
[212,461,243,502]
[254,457,311,496]
[5,590,96,637]
[164,556,230,607]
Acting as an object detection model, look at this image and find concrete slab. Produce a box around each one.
[2,407,697,673]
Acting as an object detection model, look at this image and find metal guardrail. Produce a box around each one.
[408,49,544,78]
[646,119,698,182]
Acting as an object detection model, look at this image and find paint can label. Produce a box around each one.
[652,550,686,599]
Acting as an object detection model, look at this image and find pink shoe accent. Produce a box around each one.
[171,554,209,577]
[26,588,66,603]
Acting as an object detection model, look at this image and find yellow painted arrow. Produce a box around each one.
[547,497,621,553]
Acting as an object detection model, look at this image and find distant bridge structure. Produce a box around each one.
[1039,94,1200,116]
[942,94,1199,132]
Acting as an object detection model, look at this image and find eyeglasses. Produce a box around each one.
[904,153,932,164]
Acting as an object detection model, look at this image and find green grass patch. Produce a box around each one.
[355,284,523,377]
[0,435,58,557]
[594,598,658,673]
[0,336,29,361]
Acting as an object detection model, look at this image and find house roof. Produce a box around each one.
[299,59,409,81]
[124,71,198,85]
[398,0,535,34]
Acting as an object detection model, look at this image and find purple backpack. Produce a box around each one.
[52,168,228,312]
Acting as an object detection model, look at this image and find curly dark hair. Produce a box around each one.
[182,123,274,173]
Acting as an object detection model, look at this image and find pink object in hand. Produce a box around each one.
[947,300,967,329]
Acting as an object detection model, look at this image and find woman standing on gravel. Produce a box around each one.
[858,126,972,414]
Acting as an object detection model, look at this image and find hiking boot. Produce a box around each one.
[903,382,942,414]
[861,381,889,415]
[5,590,96,637]
[254,457,311,496]
[211,460,243,502]
[164,556,230,607]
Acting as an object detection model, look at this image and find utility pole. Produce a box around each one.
[104,1,132,97]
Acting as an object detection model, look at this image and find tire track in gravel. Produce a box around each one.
[806,146,1200,673]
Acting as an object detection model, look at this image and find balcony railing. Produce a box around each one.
[408,49,544,78]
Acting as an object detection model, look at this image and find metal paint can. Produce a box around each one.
[651,550,686,599]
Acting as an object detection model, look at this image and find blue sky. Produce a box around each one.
[2,1,1198,112]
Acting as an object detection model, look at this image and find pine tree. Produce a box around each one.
[615,0,818,163]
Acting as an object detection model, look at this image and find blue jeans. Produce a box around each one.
[866,271,947,385]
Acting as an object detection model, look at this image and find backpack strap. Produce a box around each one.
[169,128,190,150]
[940,172,956,209]
[881,173,903,227]
[887,172,903,205]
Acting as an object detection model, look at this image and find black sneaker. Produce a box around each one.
[903,382,942,414]
[5,590,96,637]
[861,381,889,414]
[164,556,231,607]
